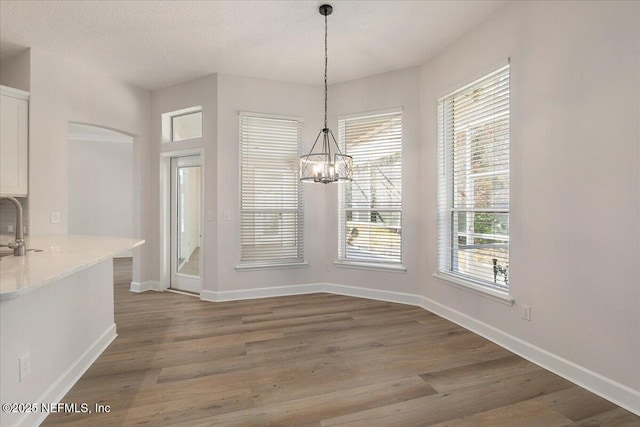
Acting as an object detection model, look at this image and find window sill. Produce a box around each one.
[235,261,308,272]
[334,261,406,273]
[433,272,514,306]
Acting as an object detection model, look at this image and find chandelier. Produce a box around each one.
[299,4,353,184]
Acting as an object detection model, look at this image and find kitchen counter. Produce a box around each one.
[0,234,144,300]
[1,234,144,427]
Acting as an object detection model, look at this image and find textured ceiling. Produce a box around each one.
[0,0,505,91]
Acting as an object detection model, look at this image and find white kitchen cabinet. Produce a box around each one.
[0,85,29,196]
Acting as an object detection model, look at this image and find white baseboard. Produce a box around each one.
[21,324,117,427]
[130,281,150,293]
[200,283,322,302]
[198,282,639,415]
[130,281,162,293]
[415,295,640,416]
[323,283,420,306]
[200,282,418,305]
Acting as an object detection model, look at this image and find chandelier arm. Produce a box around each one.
[308,129,324,154]
[324,131,331,156]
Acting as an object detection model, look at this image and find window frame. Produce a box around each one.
[436,64,513,302]
[336,108,405,272]
[237,111,306,270]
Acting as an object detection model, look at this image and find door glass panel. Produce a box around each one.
[176,166,201,277]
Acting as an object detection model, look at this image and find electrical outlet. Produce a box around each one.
[50,211,61,224]
[207,210,214,222]
[324,263,330,272]
[521,305,531,321]
[223,211,230,221]
[19,352,31,381]
[7,224,14,232]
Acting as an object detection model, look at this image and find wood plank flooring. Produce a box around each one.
[42,258,640,426]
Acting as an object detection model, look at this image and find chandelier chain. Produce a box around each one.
[324,11,328,130]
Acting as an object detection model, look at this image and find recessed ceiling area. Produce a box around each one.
[0,0,506,91]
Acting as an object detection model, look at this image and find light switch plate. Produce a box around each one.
[51,212,61,223]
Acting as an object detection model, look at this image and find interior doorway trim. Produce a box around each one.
[159,148,205,292]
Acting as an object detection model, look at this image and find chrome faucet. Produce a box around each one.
[0,196,25,256]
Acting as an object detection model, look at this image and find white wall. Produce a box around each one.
[26,48,151,284]
[324,66,421,295]
[149,73,326,294]
[419,0,639,398]
[68,133,134,239]
[216,73,326,293]
[150,74,217,287]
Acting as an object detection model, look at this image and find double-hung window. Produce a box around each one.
[338,109,403,267]
[437,64,510,293]
[239,112,304,266]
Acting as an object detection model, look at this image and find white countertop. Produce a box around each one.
[0,234,144,300]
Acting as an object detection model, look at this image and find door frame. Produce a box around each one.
[160,148,205,292]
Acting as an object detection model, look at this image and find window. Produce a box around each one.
[437,64,510,293]
[161,106,202,142]
[338,109,403,266]
[239,112,304,266]
[172,111,202,141]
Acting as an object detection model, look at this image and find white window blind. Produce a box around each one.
[240,113,304,265]
[338,110,402,265]
[437,64,510,291]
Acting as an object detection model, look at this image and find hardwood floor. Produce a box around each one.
[43,258,639,426]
